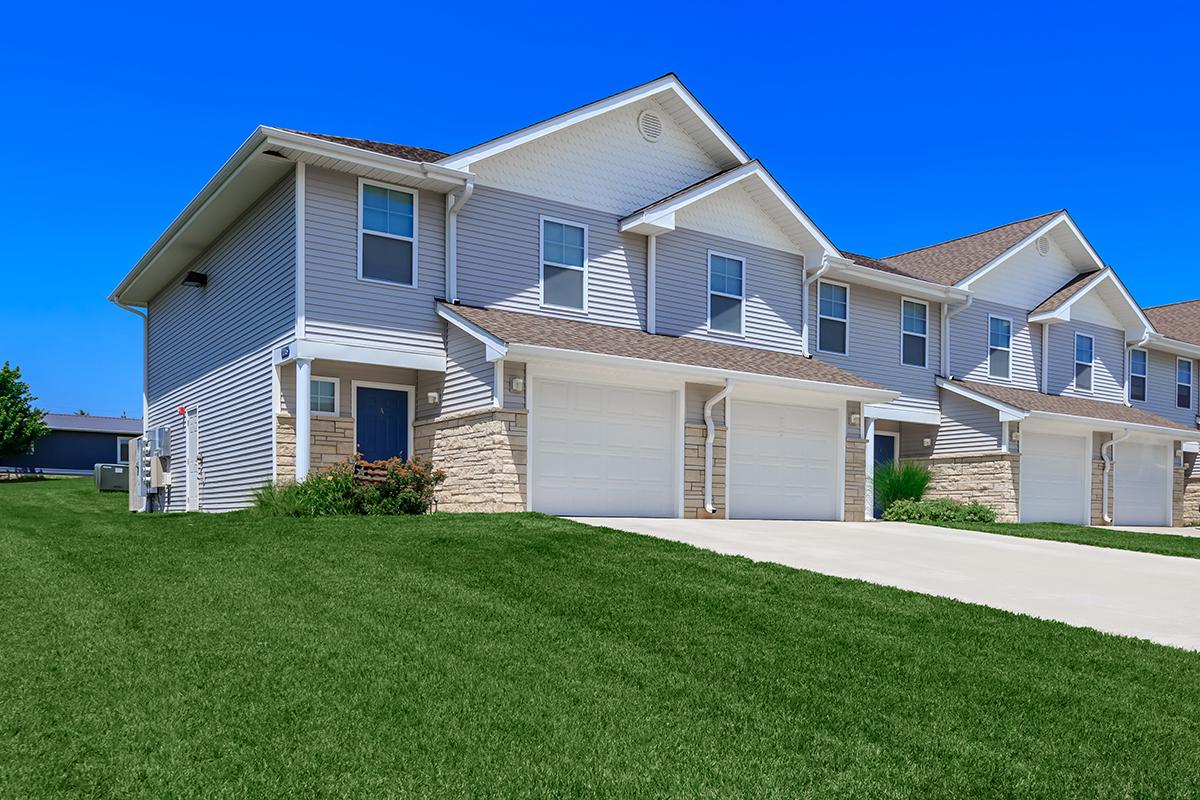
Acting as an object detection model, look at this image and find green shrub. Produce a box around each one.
[873,462,931,512]
[883,498,997,525]
[253,457,445,517]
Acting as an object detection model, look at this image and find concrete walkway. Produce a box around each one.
[571,517,1200,651]
[1103,524,1200,538]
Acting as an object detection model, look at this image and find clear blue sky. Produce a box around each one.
[2,2,1197,417]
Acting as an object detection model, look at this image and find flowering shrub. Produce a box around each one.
[254,457,445,517]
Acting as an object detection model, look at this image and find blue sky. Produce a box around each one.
[2,2,1196,417]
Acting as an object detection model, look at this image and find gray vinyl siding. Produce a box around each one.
[442,326,494,414]
[146,172,296,511]
[303,165,446,354]
[1135,350,1197,427]
[1045,320,1126,404]
[933,390,1002,455]
[456,185,647,329]
[808,282,941,414]
[656,228,804,353]
[685,383,727,425]
[503,361,527,409]
[949,299,1041,391]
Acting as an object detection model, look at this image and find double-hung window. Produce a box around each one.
[360,180,417,286]
[311,378,339,416]
[900,299,928,368]
[1128,349,1148,403]
[708,252,744,335]
[1178,358,1193,410]
[541,217,587,310]
[988,316,1012,380]
[1074,334,1094,393]
[817,281,849,355]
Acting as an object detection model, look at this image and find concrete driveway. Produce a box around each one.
[571,517,1200,651]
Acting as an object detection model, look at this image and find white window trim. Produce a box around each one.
[1128,348,1148,404]
[706,249,746,337]
[1177,357,1193,410]
[538,215,589,312]
[311,376,341,417]
[987,314,1013,381]
[1072,333,1095,394]
[817,279,850,356]
[899,297,929,369]
[116,436,131,465]
[357,177,419,289]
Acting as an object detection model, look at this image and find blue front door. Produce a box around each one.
[356,386,409,462]
[873,433,897,518]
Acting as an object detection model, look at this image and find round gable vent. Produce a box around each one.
[1036,236,1050,256]
[637,110,663,143]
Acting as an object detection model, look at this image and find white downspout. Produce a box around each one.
[114,302,149,426]
[703,380,734,514]
[444,176,475,303]
[1101,428,1132,524]
[802,255,832,357]
[941,295,973,377]
[1040,321,1050,393]
[647,234,658,334]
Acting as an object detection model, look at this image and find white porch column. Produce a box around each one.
[865,416,876,520]
[295,357,312,481]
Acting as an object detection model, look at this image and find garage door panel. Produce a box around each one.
[532,379,676,517]
[1115,441,1171,526]
[730,400,839,520]
[1020,433,1088,524]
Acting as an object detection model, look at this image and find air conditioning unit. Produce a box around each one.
[95,463,129,492]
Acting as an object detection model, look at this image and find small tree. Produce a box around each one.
[0,362,50,457]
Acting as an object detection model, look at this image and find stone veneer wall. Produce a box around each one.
[1173,468,1187,527]
[1090,459,1113,526]
[413,408,527,513]
[903,452,1021,523]
[683,423,725,519]
[1184,478,1200,525]
[844,439,867,522]
[274,415,356,479]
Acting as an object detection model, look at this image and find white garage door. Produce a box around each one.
[1020,432,1089,524]
[531,379,676,517]
[729,400,840,520]
[1115,441,1172,526]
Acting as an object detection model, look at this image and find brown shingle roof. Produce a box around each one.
[279,129,448,163]
[441,304,884,392]
[851,211,1064,286]
[1030,268,1105,315]
[949,379,1196,432]
[1146,300,1200,346]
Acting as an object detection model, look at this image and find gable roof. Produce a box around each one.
[1145,300,1200,347]
[1026,267,1153,337]
[276,129,448,163]
[1029,269,1103,315]
[437,73,750,171]
[438,303,893,399]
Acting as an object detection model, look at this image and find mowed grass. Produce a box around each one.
[2,480,1199,798]
[917,519,1200,560]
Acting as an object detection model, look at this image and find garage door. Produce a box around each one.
[1115,441,1172,526]
[1020,432,1089,524]
[531,379,676,517]
[729,400,840,520]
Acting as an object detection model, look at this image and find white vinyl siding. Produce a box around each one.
[1074,333,1095,393]
[988,315,1012,380]
[900,299,928,368]
[817,280,849,355]
[1129,349,1148,403]
[707,251,744,335]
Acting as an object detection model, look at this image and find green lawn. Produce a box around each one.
[3,480,1200,798]
[912,519,1200,560]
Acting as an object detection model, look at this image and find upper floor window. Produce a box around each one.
[1074,334,1094,393]
[1178,358,1193,410]
[359,180,417,286]
[900,299,928,368]
[540,217,587,310]
[311,378,339,416]
[708,252,744,335]
[1129,349,1148,403]
[988,316,1012,380]
[818,281,849,355]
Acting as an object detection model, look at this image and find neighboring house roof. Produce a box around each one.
[942,379,1196,433]
[439,303,887,394]
[275,129,448,163]
[1029,269,1105,315]
[1145,300,1200,347]
[44,414,143,434]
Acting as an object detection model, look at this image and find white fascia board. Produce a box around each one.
[506,342,898,403]
[827,258,970,302]
[438,75,750,171]
[622,212,675,236]
[935,378,1027,422]
[436,305,509,362]
[272,339,447,372]
[863,403,942,426]
[260,128,472,186]
[1144,332,1200,359]
[1028,269,1154,336]
[1184,441,1200,453]
[957,212,1104,290]
[1026,410,1200,441]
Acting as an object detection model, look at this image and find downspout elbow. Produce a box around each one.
[1101,429,1132,524]
[703,380,734,514]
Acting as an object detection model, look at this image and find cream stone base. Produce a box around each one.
[274,414,356,479]
[413,408,527,513]
[903,452,1021,523]
[683,423,725,519]
[1185,478,1200,525]
[844,439,867,522]
[1090,459,1113,526]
